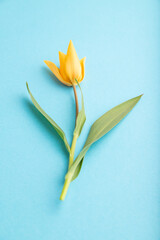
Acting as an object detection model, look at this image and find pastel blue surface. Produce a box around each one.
[0,0,160,239]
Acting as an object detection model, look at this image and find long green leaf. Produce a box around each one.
[71,82,86,181]
[74,82,86,137]
[68,94,143,181]
[26,82,70,153]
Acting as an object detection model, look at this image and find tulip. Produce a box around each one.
[44,40,86,86]
[44,41,86,200]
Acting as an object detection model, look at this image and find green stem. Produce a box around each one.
[72,84,79,120]
[59,84,79,201]
[69,133,78,168]
[59,133,78,200]
[59,178,71,201]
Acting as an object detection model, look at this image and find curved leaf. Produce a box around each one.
[26,82,70,153]
[67,94,143,181]
[71,158,83,181]
[74,82,86,137]
[71,82,86,181]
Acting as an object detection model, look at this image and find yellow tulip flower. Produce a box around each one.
[44,40,86,86]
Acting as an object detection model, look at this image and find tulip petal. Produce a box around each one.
[59,51,71,84]
[67,40,79,61]
[65,40,82,82]
[80,57,86,81]
[44,60,72,86]
[59,51,66,69]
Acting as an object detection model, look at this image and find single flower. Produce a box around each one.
[44,40,86,86]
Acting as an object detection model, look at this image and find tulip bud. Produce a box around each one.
[44,40,86,86]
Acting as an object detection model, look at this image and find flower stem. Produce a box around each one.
[59,178,71,201]
[59,84,79,200]
[59,133,78,200]
[69,133,78,168]
[72,84,79,120]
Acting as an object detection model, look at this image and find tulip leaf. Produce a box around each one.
[74,81,86,137]
[71,157,84,181]
[70,82,85,181]
[26,82,70,153]
[68,94,143,181]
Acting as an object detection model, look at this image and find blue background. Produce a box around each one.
[0,0,159,239]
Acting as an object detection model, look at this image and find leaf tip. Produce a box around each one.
[135,94,143,102]
[138,93,144,100]
[26,82,29,92]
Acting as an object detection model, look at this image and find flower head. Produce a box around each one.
[44,40,86,86]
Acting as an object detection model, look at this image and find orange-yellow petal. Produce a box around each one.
[44,60,72,86]
[59,51,66,70]
[59,51,71,84]
[64,40,82,82]
[79,57,86,82]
